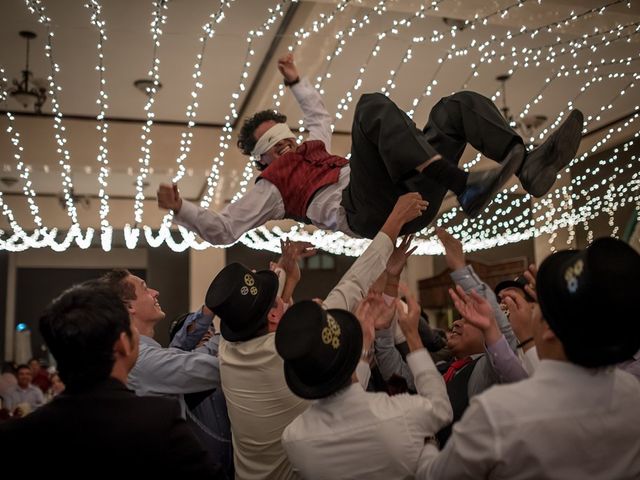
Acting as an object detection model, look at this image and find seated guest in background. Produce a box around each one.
[0,285,223,477]
[28,358,51,394]
[0,362,18,410]
[2,364,44,416]
[206,192,427,479]
[44,372,65,402]
[279,287,452,479]
[418,237,640,479]
[100,269,232,474]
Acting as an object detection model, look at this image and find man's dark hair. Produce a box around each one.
[16,364,30,374]
[237,109,288,171]
[99,269,136,303]
[39,284,133,391]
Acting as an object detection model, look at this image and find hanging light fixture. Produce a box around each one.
[496,73,547,147]
[9,31,47,113]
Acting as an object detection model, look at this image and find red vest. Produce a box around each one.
[258,140,349,222]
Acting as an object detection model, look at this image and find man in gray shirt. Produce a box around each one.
[3,364,44,415]
[100,269,230,473]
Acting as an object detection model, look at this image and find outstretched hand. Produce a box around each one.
[449,285,500,345]
[395,283,423,350]
[278,239,316,284]
[392,192,429,224]
[386,235,417,278]
[522,264,538,302]
[157,183,182,212]
[277,53,299,84]
[501,291,534,344]
[436,228,465,271]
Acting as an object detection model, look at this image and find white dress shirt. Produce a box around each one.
[174,77,356,245]
[282,349,452,480]
[219,230,394,479]
[417,359,640,479]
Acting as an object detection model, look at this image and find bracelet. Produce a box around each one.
[284,76,300,87]
[516,337,534,349]
[361,349,373,361]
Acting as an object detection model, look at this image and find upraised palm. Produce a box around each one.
[449,285,495,332]
[386,235,416,277]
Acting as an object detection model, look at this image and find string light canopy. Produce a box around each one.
[0,0,638,254]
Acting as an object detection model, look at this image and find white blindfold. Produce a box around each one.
[251,122,296,157]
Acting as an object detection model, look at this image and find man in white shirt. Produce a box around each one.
[158,54,583,242]
[206,193,427,480]
[417,237,640,479]
[278,287,452,480]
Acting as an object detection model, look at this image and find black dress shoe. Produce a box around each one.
[457,143,524,217]
[518,109,584,197]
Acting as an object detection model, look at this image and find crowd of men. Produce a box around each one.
[1,54,638,479]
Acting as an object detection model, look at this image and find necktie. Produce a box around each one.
[442,357,472,383]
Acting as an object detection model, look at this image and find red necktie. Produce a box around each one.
[443,357,472,383]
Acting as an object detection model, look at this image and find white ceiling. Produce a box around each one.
[0,0,639,232]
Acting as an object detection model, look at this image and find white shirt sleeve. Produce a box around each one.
[323,233,394,312]
[173,179,285,245]
[290,77,333,151]
[405,349,453,433]
[416,396,498,479]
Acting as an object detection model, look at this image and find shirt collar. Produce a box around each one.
[139,335,161,347]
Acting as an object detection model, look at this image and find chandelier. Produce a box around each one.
[10,31,47,113]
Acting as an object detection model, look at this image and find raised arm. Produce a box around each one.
[279,54,332,150]
[158,180,285,246]
[437,228,518,350]
[449,285,528,383]
[323,193,428,311]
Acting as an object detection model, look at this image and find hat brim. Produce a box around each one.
[283,309,363,400]
[494,280,524,296]
[536,249,578,340]
[219,270,279,342]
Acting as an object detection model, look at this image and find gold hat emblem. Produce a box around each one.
[244,274,255,287]
[564,259,584,294]
[321,315,341,349]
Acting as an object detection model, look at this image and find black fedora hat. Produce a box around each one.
[536,237,640,368]
[205,262,278,342]
[494,276,534,302]
[275,300,362,400]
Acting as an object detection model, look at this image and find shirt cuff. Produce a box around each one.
[174,199,199,227]
[371,231,394,258]
[375,326,394,342]
[355,360,371,390]
[289,77,312,100]
[486,334,510,356]
[450,264,477,284]
[406,348,431,375]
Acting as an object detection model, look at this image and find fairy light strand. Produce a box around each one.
[25,0,79,225]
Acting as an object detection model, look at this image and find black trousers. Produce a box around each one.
[341,91,522,238]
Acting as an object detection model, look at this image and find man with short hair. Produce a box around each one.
[159,54,583,242]
[100,269,231,473]
[417,237,640,479]
[28,358,51,394]
[206,192,427,479]
[2,364,44,415]
[0,285,222,477]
